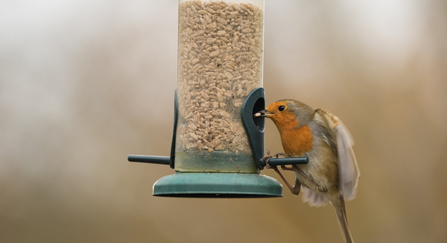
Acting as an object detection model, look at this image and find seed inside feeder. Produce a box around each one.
[176,0,264,154]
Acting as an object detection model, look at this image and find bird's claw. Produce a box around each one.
[262,149,276,169]
[273,152,291,158]
[281,164,299,172]
[262,155,274,169]
[262,150,292,169]
[281,165,290,170]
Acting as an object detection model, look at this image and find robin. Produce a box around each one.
[254,99,359,243]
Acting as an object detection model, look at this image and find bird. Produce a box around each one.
[254,99,360,243]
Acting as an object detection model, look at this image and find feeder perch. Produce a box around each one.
[128,0,308,198]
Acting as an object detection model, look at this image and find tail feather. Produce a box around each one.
[334,196,354,243]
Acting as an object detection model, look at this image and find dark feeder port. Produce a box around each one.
[127,0,307,198]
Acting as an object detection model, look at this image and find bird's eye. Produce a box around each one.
[278,105,286,111]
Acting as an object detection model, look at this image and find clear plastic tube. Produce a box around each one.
[176,0,264,172]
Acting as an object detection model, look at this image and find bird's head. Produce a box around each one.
[254,99,315,130]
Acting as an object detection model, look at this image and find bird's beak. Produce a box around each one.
[254,110,274,118]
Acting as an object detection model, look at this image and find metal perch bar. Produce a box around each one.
[128,154,307,167]
[128,155,170,165]
[264,157,308,166]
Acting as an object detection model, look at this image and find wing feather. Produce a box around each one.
[335,120,360,200]
[314,109,360,201]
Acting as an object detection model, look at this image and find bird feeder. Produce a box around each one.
[128,0,307,197]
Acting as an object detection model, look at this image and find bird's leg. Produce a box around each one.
[272,152,298,172]
[274,164,301,195]
[271,152,295,172]
[272,166,297,194]
[264,152,300,195]
[281,165,327,193]
[280,162,298,172]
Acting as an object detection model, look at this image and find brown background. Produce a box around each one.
[1,1,446,242]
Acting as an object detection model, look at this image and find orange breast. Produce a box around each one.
[279,125,314,156]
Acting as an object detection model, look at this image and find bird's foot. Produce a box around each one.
[281,164,299,172]
[262,149,275,169]
[273,152,291,158]
[263,151,292,169]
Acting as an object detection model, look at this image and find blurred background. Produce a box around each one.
[1,0,446,242]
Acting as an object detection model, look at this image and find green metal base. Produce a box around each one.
[153,172,283,198]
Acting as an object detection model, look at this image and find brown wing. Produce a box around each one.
[316,109,360,201]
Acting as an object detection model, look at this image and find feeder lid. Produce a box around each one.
[153,172,282,198]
